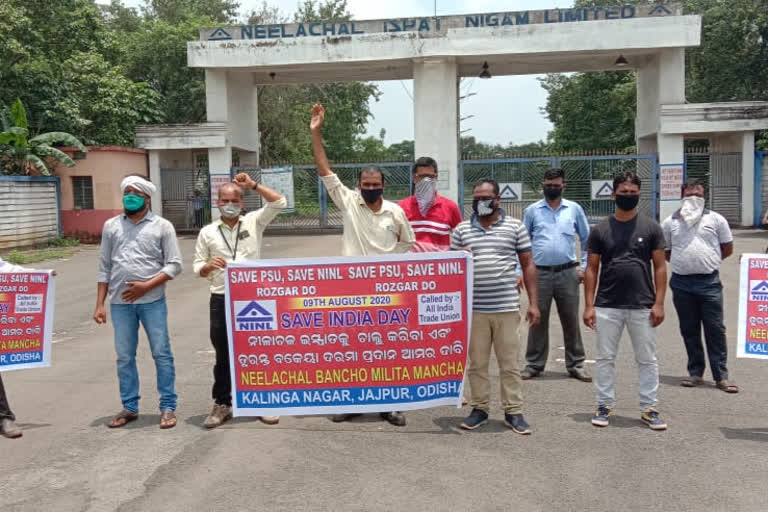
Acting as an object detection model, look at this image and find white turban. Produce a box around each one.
[120,175,157,197]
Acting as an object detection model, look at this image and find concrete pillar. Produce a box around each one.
[656,48,686,221]
[206,69,232,222]
[413,58,460,204]
[741,131,755,226]
[226,72,260,156]
[148,150,163,218]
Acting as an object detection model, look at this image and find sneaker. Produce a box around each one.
[640,408,667,431]
[521,368,540,380]
[259,415,280,425]
[203,404,232,429]
[460,408,488,430]
[0,418,22,439]
[330,413,361,423]
[380,411,406,427]
[504,413,532,435]
[591,406,613,427]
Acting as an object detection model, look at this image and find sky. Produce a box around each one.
[101,0,558,146]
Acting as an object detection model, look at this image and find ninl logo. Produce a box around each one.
[750,281,768,301]
[234,300,277,331]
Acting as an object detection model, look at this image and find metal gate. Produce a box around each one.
[160,168,211,231]
[684,151,742,224]
[459,154,658,222]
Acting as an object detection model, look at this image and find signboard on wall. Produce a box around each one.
[260,166,296,213]
[660,164,684,200]
[499,183,522,201]
[591,180,614,200]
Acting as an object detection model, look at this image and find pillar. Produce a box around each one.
[206,69,233,222]
[148,150,163,218]
[741,131,755,226]
[655,48,686,222]
[413,58,460,204]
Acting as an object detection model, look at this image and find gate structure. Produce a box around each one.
[459,154,658,223]
[160,168,211,231]
[684,150,742,224]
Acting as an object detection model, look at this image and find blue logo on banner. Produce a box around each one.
[235,300,276,331]
[750,281,768,301]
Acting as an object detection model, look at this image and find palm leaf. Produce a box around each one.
[30,132,86,152]
[23,153,49,175]
[0,126,29,146]
[10,99,28,130]
[33,145,76,168]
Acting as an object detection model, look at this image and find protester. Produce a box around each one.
[94,174,183,429]
[584,171,668,430]
[522,168,591,382]
[193,174,286,428]
[192,190,205,228]
[398,156,463,252]
[662,179,737,393]
[310,103,415,426]
[451,179,540,434]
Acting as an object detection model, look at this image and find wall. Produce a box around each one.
[0,176,59,250]
[56,146,148,239]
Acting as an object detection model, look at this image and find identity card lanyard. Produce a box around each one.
[218,221,241,260]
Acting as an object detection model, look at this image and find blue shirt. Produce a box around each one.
[523,198,590,270]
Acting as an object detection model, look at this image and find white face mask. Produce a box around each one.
[680,196,705,224]
[415,177,437,215]
[219,203,241,219]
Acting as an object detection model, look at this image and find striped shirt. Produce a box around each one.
[398,195,462,251]
[451,211,532,313]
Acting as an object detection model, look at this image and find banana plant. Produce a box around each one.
[0,99,87,176]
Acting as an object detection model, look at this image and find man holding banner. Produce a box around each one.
[0,257,29,439]
[194,174,286,429]
[451,179,540,434]
[95,174,183,430]
[310,103,415,426]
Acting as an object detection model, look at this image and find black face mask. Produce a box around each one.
[472,198,496,217]
[615,194,640,211]
[360,188,383,204]
[543,186,563,200]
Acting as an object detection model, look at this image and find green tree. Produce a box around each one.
[0,100,87,176]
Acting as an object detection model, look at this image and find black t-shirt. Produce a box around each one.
[587,214,665,309]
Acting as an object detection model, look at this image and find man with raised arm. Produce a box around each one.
[310,103,415,426]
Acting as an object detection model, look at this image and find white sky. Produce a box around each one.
[102,0,559,145]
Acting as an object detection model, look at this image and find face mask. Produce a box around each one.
[680,196,705,224]
[123,194,146,214]
[360,188,383,205]
[415,178,437,215]
[543,186,563,201]
[614,194,639,211]
[219,203,241,218]
[472,198,496,217]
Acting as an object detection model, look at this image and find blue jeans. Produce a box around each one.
[670,272,729,382]
[111,297,177,413]
[595,307,659,411]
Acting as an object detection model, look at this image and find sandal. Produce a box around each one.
[160,410,177,429]
[108,410,139,428]
[716,380,739,394]
[681,376,704,388]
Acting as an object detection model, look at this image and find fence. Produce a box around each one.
[0,176,60,249]
[160,168,212,231]
[459,154,658,222]
[684,150,742,225]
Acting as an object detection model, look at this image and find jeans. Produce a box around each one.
[595,307,659,411]
[524,266,585,372]
[0,374,14,421]
[468,311,523,414]
[670,273,729,381]
[111,297,177,413]
[210,294,232,406]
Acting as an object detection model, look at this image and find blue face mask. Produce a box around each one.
[123,194,146,214]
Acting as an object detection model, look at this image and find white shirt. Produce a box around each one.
[662,209,733,275]
[193,197,287,293]
[0,257,26,273]
[322,173,415,256]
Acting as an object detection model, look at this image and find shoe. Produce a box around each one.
[380,411,406,427]
[460,408,488,430]
[640,408,667,431]
[330,413,361,423]
[504,414,532,435]
[203,404,232,429]
[521,368,540,380]
[259,415,280,425]
[591,405,613,427]
[0,418,22,439]
[568,368,593,383]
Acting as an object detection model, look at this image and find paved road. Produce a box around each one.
[2,232,767,511]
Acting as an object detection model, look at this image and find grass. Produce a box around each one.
[4,237,80,264]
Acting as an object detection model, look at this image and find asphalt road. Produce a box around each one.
[2,232,767,511]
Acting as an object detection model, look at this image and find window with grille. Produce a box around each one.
[73,176,94,210]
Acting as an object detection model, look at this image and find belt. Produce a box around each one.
[536,262,579,272]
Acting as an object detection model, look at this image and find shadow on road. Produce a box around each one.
[720,427,768,442]
[90,414,164,430]
[569,412,647,429]
[432,415,508,434]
